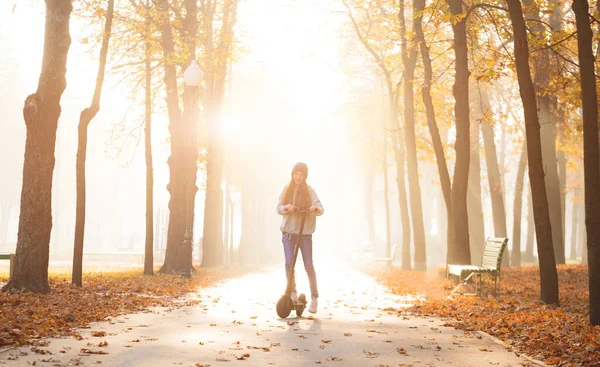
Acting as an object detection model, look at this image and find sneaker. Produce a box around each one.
[290,291,298,304]
[308,297,318,313]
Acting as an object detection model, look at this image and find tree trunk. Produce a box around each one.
[447,0,471,265]
[238,188,251,265]
[383,131,391,259]
[550,0,567,250]
[159,0,198,273]
[72,0,114,286]
[414,0,452,265]
[224,182,230,266]
[506,0,559,304]
[400,0,426,270]
[570,199,579,261]
[144,0,154,276]
[583,227,588,265]
[573,0,600,325]
[523,0,565,264]
[158,0,184,273]
[2,0,72,293]
[511,147,527,266]
[468,111,485,264]
[524,180,536,262]
[558,149,567,244]
[388,91,412,270]
[479,86,509,267]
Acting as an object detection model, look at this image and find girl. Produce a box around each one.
[276,162,324,313]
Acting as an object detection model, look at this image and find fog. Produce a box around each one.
[0,0,552,271]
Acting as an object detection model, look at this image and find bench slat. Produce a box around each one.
[447,237,508,296]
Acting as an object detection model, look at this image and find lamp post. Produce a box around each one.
[181,60,203,278]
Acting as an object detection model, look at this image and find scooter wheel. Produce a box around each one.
[276,295,293,318]
[296,293,307,317]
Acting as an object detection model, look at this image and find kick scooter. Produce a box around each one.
[276,208,310,318]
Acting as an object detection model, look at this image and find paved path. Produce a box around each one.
[0,265,542,366]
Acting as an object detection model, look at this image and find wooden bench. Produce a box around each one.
[0,253,15,279]
[447,237,508,296]
[374,243,397,269]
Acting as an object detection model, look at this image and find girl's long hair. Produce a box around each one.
[283,179,311,209]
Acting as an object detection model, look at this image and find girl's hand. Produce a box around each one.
[284,204,297,212]
[309,206,320,214]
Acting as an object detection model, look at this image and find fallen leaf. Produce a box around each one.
[80,348,109,355]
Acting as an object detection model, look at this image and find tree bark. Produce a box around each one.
[479,86,509,266]
[388,90,412,270]
[399,0,426,270]
[414,0,452,265]
[2,0,72,293]
[570,199,579,261]
[158,0,184,273]
[447,0,471,265]
[468,117,485,264]
[72,0,114,287]
[524,180,536,262]
[159,0,198,273]
[511,147,528,266]
[144,0,154,276]
[573,0,600,326]
[506,0,559,304]
[550,0,567,251]
[523,0,565,265]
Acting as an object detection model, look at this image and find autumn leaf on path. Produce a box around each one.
[325,356,343,361]
[31,347,51,355]
[80,348,109,355]
[92,331,107,337]
[363,349,379,358]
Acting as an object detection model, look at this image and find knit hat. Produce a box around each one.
[292,162,308,178]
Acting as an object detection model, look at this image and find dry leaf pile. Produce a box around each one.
[0,267,243,347]
[378,264,600,367]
